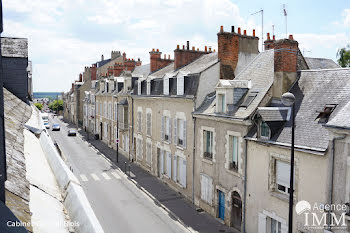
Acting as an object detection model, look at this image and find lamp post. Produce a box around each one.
[281,92,296,233]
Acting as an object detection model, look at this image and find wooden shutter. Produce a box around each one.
[173,156,177,182]
[183,120,187,148]
[164,78,169,95]
[177,76,184,95]
[174,118,177,145]
[180,157,187,188]
[208,177,213,204]
[168,117,172,143]
[161,116,165,141]
[167,152,172,177]
[200,175,206,201]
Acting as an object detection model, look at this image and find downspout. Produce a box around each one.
[131,95,134,162]
[328,134,346,230]
[192,97,197,204]
[242,138,248,233]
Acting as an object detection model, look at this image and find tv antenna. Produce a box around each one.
[251,9,264,51]
[283,4,288,38]
[302,48,311,56]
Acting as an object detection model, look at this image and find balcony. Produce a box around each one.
[203,152,213,160]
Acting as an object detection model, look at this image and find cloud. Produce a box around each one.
[343,9,350,27]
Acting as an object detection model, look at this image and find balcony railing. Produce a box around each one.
[203,152,213,160]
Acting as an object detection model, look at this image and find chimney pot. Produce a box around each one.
[183,45,185,50]
[289,34,294,40]
[205,46,207,52]
[214,49,216,52]
[209,47,212,52]
[197,48,199,51]
[273,35,275,40]
[253,29,256,37]
[156,48,159,52]
[187,41,190,50]
[244,30,247,36]
[168,55,170,60]
[267,33,270,40]
[177,44,180,49]
[238,27,241,34]
[152,48,155,52]
[192,46,195,51]
[220,25,224,33]
[164,54,166,59]
[231,26,235,33]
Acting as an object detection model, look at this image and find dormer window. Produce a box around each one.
[217,94,226,113]
[260,121,270,139]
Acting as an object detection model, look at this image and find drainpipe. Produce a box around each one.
[242,138,248,233]
[131,95,134,162]
[328,134,346,230]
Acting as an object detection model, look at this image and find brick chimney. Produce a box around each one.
[264,33,276,50]
[272,35,299,98]
[111,50,121,60]
[217,25,259,79]
[150,48,173,73]
[90,64,97,81]
[174,41,210,70]
[122,52,126,61]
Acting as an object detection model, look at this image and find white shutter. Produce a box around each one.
[258,213,267,233]
[174,118,177,145]
[173,156,177,182]
[276,160,290,188]
[161,116,165,141]
[183,120,187,148]
[164,78,169,95]
[160,150,164,174]
[168,117,172,143]
[208,177,212,204]
[200,175,206,201]
[177,76,184,95]
[180,158,187,188]
[147,81,150,95]
[167,152,172,177]
[138,80,141,95]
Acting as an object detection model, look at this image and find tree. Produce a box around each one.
[337,45,350,67]
[34,102,43,110]
[48,100,63,112]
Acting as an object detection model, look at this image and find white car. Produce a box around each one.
[44,122,50,129]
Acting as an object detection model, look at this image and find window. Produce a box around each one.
[137,111,142,132]
[266,217,281,233]
[200,174,213,204]
[177,156,187,187]
[137,138,143,160]
[104,102,107,118]
[146,142,152,166]
[240,93,258,108]
[123,135,129,152]
[165,151,172,178]
[203,130,213,159]
[218,94,225,112]
[138,80,141,95]
[229,136,239,171]
[174,118,187,147]
[260,121,270,139]
[276,160,290,195]
[161,116,171,142]
[177,76,184,95]
[146,112,152,136]
[114,103,118,121]
[147,80,151,95]
[164,78,169,95]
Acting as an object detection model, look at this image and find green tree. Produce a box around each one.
[34,102,43,110]
[48,100,63,112]
[337,45,350,67]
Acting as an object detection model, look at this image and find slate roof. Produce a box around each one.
[304,57,340,70]
[4,88,32,231]
[251,68,350,151]
[1,37,28,58]
[326,100,350,130]
[195,49,275,119]
[257,107,290,122]
[132,64,150,78]
[96,59,111,68]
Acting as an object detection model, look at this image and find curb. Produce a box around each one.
[78,131,197,233]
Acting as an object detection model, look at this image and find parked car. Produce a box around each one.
[67,129,76,136]
[44,122,50,129]
[52,123,60,131]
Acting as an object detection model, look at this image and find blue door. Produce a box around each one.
[218,190,225,220]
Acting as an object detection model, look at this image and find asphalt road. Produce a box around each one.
[48,115,189,233]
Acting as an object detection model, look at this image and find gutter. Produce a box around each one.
[242,138,248,233]
[328,134,346,230]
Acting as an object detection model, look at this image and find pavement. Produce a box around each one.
[57,117,238,233]
[48,115,190,233]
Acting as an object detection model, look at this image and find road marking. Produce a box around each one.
[80,174,88,182]
[101,172,111,180]
[91,173,100,181]
[111,171,121,180]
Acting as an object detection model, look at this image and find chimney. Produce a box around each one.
[272,35,299,98]
[217,25,259,79]
[264,32,276,50]
[71,83,74,91]
[90,65,97,81]
[79,73,82,82]
[174,41,209,70]
[101,54,104,61]
[123,52,126,61]
[150,49,173,73]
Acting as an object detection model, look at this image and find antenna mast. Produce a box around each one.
[251,9,264,51]
[283,4,287,38]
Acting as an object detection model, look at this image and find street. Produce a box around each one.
[48,115,189,233]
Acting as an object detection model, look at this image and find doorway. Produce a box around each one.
[231,191,242,230]
[218,190,225,221]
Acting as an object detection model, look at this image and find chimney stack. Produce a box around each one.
[174,41,209,69]
[149,48,173,73]
[264,32,275,50]
[187,41,190,50]
[101,54,104,61]
[217,25,259,79]
[79,73,82,82]
[231,26,235,33]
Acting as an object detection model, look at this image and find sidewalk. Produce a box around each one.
[74,125,238,233]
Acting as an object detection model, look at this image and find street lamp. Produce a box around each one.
[281,92,296,233]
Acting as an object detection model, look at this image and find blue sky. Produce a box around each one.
[2,0,350,92]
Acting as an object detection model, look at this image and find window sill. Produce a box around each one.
[175,181,185,189]
[270,190,290,203]
[146,134,152,138]
[226,168,242,178]
[202,158,213,165]
[176,145,185,151]
[163,140,171,145]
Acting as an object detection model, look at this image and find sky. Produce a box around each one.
[2,0,350,92]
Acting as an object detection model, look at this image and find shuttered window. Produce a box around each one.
[137,111,142,132]
[163,116,171,142]
[146,142,152,165]
[177,76,184,95]
[137,138,143,160]
[159,149,164,174]
[114,103,118,121]
[276,160,290,194]
[229,136,239,171]
[203,130,213,159]
[164,78,169,95]
[146,112,152,136]
[166,152,172,178]
[138,80,141,95]
[200,174,212,204]
[179,157,187,188]
[173,156,177,182]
